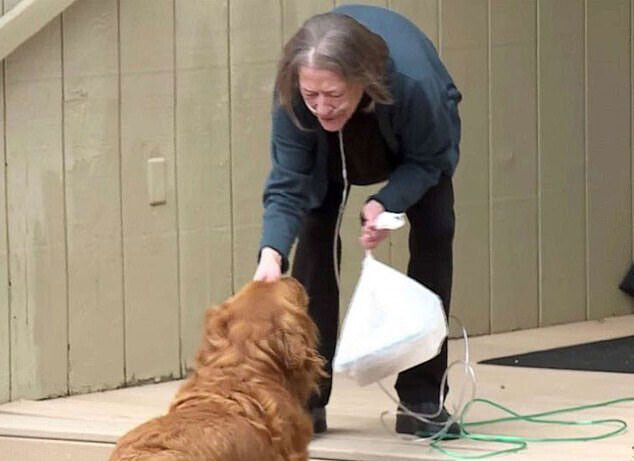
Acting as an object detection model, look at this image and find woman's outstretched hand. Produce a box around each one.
[253,247,282,282]
[360,200,389,249]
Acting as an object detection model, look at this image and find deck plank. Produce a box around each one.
[0,316,632,460]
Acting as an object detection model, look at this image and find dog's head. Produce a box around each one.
[198,277,325,404]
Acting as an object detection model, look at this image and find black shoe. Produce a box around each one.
[395,402,461,439]
[311,407,327,434]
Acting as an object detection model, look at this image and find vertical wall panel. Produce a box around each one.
[278,0,378,316]
[279,0,333,279]
[120,0,180,382]
[490,0,539,332]
[282,0,333,43]
[63,0,124,394]
[6,18,67,399]
[175,0,232,370]
[0,0,9,404]
[539,0,586,326]
[230,0,282,288]
[279,0,388,316]
[387,1,437,276]
[442,0,490,335]
[335,0,390,315]
[586,0,632,319]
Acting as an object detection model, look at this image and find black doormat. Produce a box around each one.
[479,336,634,374]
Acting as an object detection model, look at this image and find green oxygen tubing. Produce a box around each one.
[377,317,632,459]
[431,397,631,459]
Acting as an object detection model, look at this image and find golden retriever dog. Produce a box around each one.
[109,277,325,461]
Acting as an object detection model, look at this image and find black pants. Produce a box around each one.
[292,175,455,409]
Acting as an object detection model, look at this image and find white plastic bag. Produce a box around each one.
[333,252,448,386]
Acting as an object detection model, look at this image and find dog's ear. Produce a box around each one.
[196,303,231,366]
[205,303,230,338]
[278,326,323,376]
[280,330,307,371]
[274,326,325,402]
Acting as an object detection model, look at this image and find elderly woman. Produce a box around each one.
[253,4,462,438]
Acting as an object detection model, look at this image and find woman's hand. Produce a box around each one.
[253,247,282,282]
[360,199,389,249]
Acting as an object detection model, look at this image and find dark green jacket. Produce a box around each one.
[260,4,462,270]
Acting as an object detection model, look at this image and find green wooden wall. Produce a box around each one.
[0,0,632,402]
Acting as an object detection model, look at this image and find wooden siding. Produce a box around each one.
[0,0,632,401]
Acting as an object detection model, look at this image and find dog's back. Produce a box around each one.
[109,405,278,461]
[109,278,323,461]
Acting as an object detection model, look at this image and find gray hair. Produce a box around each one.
[275,12,393,128]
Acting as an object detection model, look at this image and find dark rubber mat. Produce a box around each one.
[479,336,634,373]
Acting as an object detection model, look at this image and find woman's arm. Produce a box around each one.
[257,106,317,277]
[372,75,459,212]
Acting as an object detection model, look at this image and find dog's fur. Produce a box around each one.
[109,277,325,461]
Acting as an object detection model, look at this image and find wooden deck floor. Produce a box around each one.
[1,315,633,461]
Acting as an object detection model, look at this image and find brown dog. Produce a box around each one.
[109,277,325,461]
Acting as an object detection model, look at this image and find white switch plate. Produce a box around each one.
[147,157,167,206]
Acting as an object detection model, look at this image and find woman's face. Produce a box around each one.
[298,66,364,132]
